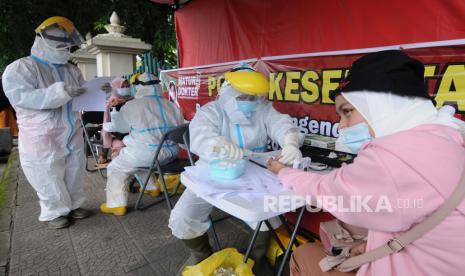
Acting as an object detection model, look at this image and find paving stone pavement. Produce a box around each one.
[7,158,253,276]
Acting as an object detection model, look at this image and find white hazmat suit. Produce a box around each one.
[1,36,86,221]
[103,73,185,208]
[168,81,304,239]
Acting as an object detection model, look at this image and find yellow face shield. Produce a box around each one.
[224,71,270,96]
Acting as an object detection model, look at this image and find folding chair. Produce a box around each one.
[134,123,194,210]
[79,111,106,178]
[134,123,222,250]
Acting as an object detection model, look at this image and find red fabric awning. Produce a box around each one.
[150,0,190,4]
[174,0,465,67]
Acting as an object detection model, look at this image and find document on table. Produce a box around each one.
[72,76,114,111]
[183,161,286,199]
[247,150,281,168]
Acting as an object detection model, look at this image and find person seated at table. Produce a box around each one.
[267,50,465,276]
[100,72,185,216]
[98,77,133,164]
[169,63,304,275]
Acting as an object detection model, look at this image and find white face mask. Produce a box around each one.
[42,45,70,64]
[116,87,131,97]
[38,30,72,64]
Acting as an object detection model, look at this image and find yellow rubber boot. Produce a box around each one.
[100,203,127,216]
[139,187,161,197]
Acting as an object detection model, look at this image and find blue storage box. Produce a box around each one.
[209,159,246,180]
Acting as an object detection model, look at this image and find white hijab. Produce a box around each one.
[342,91,465,138]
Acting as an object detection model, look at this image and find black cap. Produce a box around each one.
[330,50,431,101]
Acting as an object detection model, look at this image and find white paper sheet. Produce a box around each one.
[72,76,114,111]
[246,150,281,167]
[183,161,286,199]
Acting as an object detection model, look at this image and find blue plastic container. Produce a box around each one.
[209,159,246,181]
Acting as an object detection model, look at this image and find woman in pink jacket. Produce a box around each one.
[268,50,465,276]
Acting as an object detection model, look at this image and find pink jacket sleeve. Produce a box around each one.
[278,145,405,232]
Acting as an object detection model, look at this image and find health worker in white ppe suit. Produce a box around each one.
[1,17,90,229]
[169,64,304,275]
[100,72,185,216]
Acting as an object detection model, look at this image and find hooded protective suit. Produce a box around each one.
[1,36,86,221]
[103,73,185,208]
[169,76,303,239]
[190,83,301,161]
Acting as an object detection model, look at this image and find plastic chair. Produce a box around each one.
[79,111,106,178]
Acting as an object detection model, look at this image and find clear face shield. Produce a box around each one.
[132,79,161,86]
[235,93,261,118]
[134,77,162,98]
[39,23,84,51]
[236,94,258,102]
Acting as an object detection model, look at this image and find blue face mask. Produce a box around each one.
[339,122,372,153]
[236,101,257,118]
